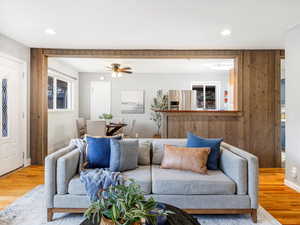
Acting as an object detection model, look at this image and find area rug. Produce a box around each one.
[0,185,281,225]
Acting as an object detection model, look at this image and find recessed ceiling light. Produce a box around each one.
[204,62,234,70]
[221,29,231,37]
[100,76,105,80]
[45,28,56,35]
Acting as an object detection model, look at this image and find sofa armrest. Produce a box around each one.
[45,145,76,208]
[220,142,259,209]
[57,149,80,195]
[219,148,248,195]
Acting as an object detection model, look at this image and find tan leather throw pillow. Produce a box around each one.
[161,145,210,174]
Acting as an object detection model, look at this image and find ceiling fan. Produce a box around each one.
[106,63,132,78]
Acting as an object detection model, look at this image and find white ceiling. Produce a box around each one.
[54,58,234,74]
[1,0,300,49]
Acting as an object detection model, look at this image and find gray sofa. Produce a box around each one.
[45,138,258,223]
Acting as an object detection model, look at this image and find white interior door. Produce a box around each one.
[90,81,111,120]
[0,55,25,176]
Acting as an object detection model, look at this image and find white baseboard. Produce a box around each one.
[284,179,300,192]
[24,158,31,167]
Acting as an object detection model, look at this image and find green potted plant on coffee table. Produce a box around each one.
[84,180,171,225]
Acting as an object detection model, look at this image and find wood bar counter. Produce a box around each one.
[157,110,244,148]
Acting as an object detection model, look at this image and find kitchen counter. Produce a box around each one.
[156,110,242,117]
[158,109,243,145]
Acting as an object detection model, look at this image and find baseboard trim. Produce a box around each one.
[47,208,257,223]
[24,158,31,167]
[284,179,300,192]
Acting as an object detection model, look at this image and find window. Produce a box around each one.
[48,76,54,109]
[56,79,69,109]
[48,74,73,111]
[1,78,8,137]
[192,82,220,110]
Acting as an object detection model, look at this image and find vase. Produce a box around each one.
[100,217,142,225]
[145,203,167,225]
[100,217,115,225]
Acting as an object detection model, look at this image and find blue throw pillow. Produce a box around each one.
[110,139,139,172]
[186,132,223,170]
[86,135,122,169]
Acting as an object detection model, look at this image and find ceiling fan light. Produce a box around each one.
[117,73,123,78]
[112,71,118,78]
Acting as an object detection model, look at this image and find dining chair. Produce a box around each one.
[129,119,136,137]
[76,118,87,138]
[122,119,136,138]
[86,120,106,136]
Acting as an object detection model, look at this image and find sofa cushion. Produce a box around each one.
[219,147,248,195]
[186,132,223,170]
[161,145,210,174]
[152,165,236,195]
[122,166,152,194]
[138,140,151,165]
[110,139,139,172]
[68,166,152,195]
[152,139,187,165]
[85,135,122,169]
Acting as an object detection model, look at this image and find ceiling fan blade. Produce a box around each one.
[121,67,132,70]
[122,71,133,74]
[118,68,132,72]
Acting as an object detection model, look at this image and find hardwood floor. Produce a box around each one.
[0,166,44,210]
[0,166,300,225]
[259,168,300,225]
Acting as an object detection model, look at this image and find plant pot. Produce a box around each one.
[100,217,115,225]
[100,216,142,225]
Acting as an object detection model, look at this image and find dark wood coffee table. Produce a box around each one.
[80,203,200,225]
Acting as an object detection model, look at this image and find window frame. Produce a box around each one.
[191,81,221,110]
[48,70,74,112]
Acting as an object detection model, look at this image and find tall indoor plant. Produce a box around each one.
[150,90,168,138]
[84,181,171,225]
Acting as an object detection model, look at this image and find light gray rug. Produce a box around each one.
[0,185,281,225]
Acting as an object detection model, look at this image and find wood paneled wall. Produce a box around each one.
[29,49,282,167]
[30,49,48,164]
[162,112,244,148]
[242,50,281,167]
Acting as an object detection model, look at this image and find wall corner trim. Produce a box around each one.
[284,179,300,193]
[24,158,31,167]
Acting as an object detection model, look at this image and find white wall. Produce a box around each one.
[285,25,300,189]
[0,33,30,162]
[48,58,79,154]
[79,72,229,138]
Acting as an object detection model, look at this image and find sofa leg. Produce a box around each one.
[251,209,257,223]
[47,208,54,222]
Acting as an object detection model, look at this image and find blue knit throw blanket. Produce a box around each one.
[80,168,124,202]
[70,139,124,202]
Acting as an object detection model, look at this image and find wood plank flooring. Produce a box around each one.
[0,166,300,225]
[0,166,44,210]
[259,168,300,225]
